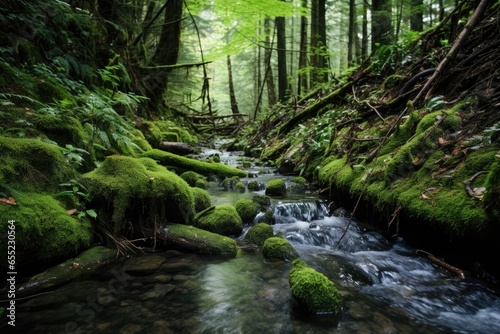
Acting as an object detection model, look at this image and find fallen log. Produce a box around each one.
[416,249,465,279]
[158,141,194,155]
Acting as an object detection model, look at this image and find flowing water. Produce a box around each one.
[3,146,500,333]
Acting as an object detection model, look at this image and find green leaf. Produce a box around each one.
[86,209,97,218]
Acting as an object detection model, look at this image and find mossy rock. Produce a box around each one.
[234,181,246,193]
[262,237,298,261]
[234,199,259,224]
[192,187,212,213]
[142,120,198,146]
[289,176,308,192]
[222,176,241,191]
[31,113,88,149]
[256,210,275,224]
[247,180,260,191]
[0,193,93,270]
[166,224,237,256]
[289,259,342,315]
[141,149,247,178]
[265,178,287,196]
[0,136,76,191]
[245,223,274,247]
[252,194,272,208]
[195,178,208,189]
[82,156,195,233]
[193,205,243,237]
[180,171,205,187]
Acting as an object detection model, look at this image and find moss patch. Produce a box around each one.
[234,199,259,224]
[265,178,287,196]
[0,193,93,270]
[245,223,274,247]
[180,171,205,187]
[167,224,237,256]
[262,237,299,261]
[142,149,247,178]
[289,259,342,314]
[192,187,212,213]
[193,205,243,236]
[82,156,195,233]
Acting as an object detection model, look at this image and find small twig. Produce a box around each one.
[352,86,386,123]
[463,171,488,197]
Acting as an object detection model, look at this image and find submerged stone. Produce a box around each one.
[123,255,167,275]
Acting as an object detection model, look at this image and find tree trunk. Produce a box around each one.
[372,0,393,49]
[348,0,356,65]
[276,15,288,102]
[264,18,278,106]
[227,55,240,116]
[362,1,368,59]
[310,0,329,85]
[410,0,424,32]
[298,0,309,96]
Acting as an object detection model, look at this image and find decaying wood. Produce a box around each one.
[416,249,465,279]
[141,227,208,253]
[158,141,194,155]
[139,61,212,70]
[463,171,488,198]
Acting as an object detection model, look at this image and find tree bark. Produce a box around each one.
[372,0,393,49]
[298,0,309,95]
[264,18,278,106]
[276,14,288,102]
[227,55,240,116]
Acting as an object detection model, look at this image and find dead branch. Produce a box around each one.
[463,171,488,197]
[139,61,212,70]
[416,249,465,279]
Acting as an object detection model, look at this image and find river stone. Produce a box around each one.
[152,320,175,334]
[119,323,143,334]
[123,255,167,275]
[160,260,195,273]
[140,284,176,300]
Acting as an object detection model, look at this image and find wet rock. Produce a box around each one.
[119,323,143,334]
[140,284,176,300]
[160,260,195,273]
[123,255,167,275]
[152,320,175,334]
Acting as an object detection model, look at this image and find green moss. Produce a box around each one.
[245,223,274,247]
[82,156,195,233]
[234,181,246,193]
[167,224,237,256]
[262,237,299,261]
[0,136,76,191]
[222,176,241,190]
[289,176,308,192]
[31,113,88,147]
[195,178,208,189]
[142,120,198,146]
[0,193,92,269]
[256,210,275,224]
[192,187,212,213]
[247,180,260,191]
[484,160,500,220]
[317,156,347,187]
[289,259,342,314]
[252,194,271,208]
[180,171,205,187]
[265,178,287,196]
[162,131,180,142]
[141,149,247,178]
[379,110,421,156]
[234,199,259,224]
[193,205,243,236]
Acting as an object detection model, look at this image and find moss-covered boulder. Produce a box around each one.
[192,187,212,213]
[82,156,195,233]
[195,178,208,189]
[252,194,272,208]
[247,180,260,191]
[142,149,247,178]
[289,176,308,192]
[180,171,205,187]
[234,199,259,224]
[289,259,342,315]
[234,181,246,193]
[265,178,287,196]
[245,223,274,247]
[0,193,93,271]
[222,176,241,190]
[193,205,243,236]
[262,237,299,261]
[256,210,275,224]
[0,136,76,191]
[166,224,237,256]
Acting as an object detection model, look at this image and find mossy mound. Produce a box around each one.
[256,210,275,224]
[252,194,272,208]
[222,176,241,190]
[234,199,259,224]
[289,176,308,192]
[141,149,247,178]
[195,178,208,189]
[82,156,195,233]
[245,223,274,247]
[166,224,237,256]
[31,113,88,149]
[289,259,342,315]
[265,179,287,196]
[193,205,243,236]
[180,171,205,187]
[483,159,500,221]
[142,120,198,146]
[0,193,93,270]
[192,187,212,213]
[0,136,76,191]
[262,237,299,261]
[234,181,246,193]
[247,180,260,191]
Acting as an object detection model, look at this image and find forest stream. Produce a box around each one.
[4,146,500,334]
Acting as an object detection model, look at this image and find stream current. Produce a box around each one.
[4,147,500,333]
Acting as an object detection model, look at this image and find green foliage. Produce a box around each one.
[289,259,342,314]
[262,237,299,262]
[193,205,243,237]
[245,223,274,247]
[484,160,500,221]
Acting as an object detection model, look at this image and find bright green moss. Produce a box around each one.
[289,259,342,314]
[245,223,274,247]
[193,205,243,236]
[180,171,205,187]
[379,110,421,155]
[0,193,92,270]
[142,120,198,146]
[247,180,260,191]
[265,178,287,196]
[141,149,247,178]
[195,178,208,189]
[31,113,88,148]
[289,176,308,192]
[484,160,500,220]
[234,199,259,224]
[82,156,195,233]
[222,176,241,190]
[166,224,237,256]
[317,156,347,187]
[234,181,246,193]
[256,210,275,224]
[0,136,76,191]
[252,194,272,208]
[192,187,212,213]
[262,237,299,261]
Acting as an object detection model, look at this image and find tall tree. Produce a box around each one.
[298,0,309,95]
[372,0,393,49]
[276,13,288,102]
[264,18,278,107]
[410,0,424,31]
[226,55,240,115]
[347,0,356,65]
[310,0,329,85]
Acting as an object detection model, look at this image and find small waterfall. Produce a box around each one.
[273,200,329,224]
